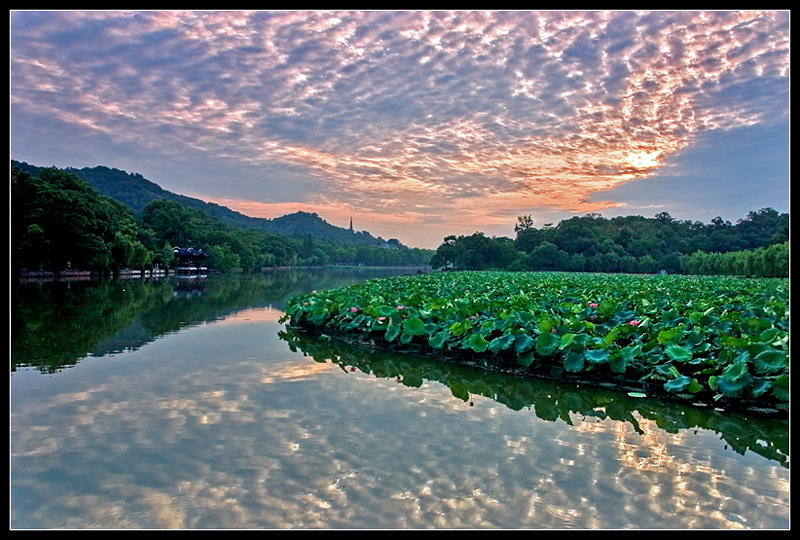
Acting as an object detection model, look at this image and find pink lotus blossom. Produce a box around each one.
[396,305,406,310]
[349,307,360,313]
[628,320,641,326]
[588,303,598,308]
[377,316,387,322]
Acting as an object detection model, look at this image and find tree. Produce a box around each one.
[654,211,675,224]
[514,215,535,233]
[140,199,205,248]
[430,235,459,269]
[13,166,141,274]
[735,207,789,249]
[515,227,544,254]
[209,244,240,273]
[528,241,568,270]
[430,233,512,270]
[552,218,601,254]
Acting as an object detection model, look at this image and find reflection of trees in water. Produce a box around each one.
[11,269,406,373]
[279,328,789,469]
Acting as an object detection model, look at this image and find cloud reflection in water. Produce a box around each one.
[10,310,789,529]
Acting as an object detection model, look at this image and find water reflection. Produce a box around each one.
[11,271,790,529]
[11,268,408,373]
[279,328,789,469]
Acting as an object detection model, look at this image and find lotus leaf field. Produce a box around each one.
[281,271,789,410]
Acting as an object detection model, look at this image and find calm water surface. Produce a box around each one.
[11,270,789,529]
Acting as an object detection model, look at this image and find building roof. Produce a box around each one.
[172,246,209,259]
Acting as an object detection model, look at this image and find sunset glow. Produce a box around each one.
[11,10,789,248]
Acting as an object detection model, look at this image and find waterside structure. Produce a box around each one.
[172,246,209,276]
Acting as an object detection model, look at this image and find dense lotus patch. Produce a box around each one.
[281,271,789,408]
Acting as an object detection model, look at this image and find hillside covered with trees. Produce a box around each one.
[12,164,433,275]
[430,210,788,277]
[12,161,788,278]
[11,160,390,247]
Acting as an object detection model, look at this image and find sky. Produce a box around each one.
[10,10,790,249]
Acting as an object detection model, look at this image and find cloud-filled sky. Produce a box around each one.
[11,10,790,248]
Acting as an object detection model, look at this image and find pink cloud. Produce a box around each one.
[11,10,789,247]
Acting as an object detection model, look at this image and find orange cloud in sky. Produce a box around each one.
[10,10,789,248]
[216,11,785,220]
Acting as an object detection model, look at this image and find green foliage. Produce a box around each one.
[13,161,787,277]
[13,164,433,274]
[681,242,789,277]
[283,271,789,407]
[430,209,788,277]
[13,160,398,248]
[15,271,351,373]
[429,232,517,270]
[12,165,141,274]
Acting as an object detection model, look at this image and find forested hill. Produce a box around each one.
[11,161,385,247]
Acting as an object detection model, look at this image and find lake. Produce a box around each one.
[11,269,789,529]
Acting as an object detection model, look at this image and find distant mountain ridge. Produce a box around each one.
[12,160,388,247]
